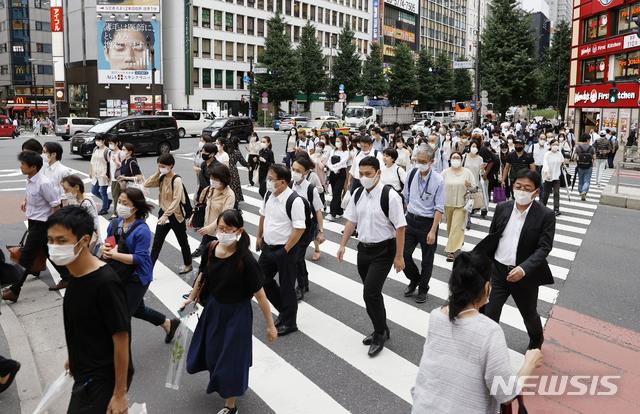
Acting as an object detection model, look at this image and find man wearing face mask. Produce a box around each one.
[46,206,132,414]
[501,138,535,198]
[41,142,71,201]
[338,156,407,356]
[478,169,556,350]
[347,135,385,193]
[256,164,307,337]
[402,147,444,303]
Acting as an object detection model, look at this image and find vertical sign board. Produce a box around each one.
[50,7,63,32]
[50,1,65,91]
[185,0,193,96]
[372,0,379,41]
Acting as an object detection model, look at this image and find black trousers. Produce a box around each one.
[403,214,437,294]
[542,180,560,213]
[295,227,317,290]
[10,220,47,295]
[150,214,192,266]
[258,243,300,327]
[484,261,544,349]
[357,239,395,334]
[607,150,617,168]
[329,171,346,216]
[126,279,166,326]
[67,376,115,414]
[535,165,545,199]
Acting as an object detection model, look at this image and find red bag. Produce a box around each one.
[501,395,528,414]
[493,187,507,203]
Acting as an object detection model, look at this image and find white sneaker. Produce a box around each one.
[335,214,342,219]
[326,214,334,220]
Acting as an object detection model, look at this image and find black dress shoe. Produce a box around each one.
[295,286,304,302]
[415,292,427,303]
[276,325,298,337]
[274,316,283,327]
[0,359,20,394]
[164,318,181,343]
[191,248,202,257]
[403,282,418,297]
[368,333,388,357]
[362,328,389,346]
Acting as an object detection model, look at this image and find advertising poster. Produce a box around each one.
[96,0,160,13]
[97,20,161,84]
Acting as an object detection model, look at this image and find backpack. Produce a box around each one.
[576,145,593,169]
[395,165,404,192]
[609,136,619,152]
[356,149,379,158]
[265,190,315,246]
[353,184,396,227]
[595,138,611,158]
[159,174,193,220]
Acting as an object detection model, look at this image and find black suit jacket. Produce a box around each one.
[475,200,556,286]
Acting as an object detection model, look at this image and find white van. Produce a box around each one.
[157,109,215,137]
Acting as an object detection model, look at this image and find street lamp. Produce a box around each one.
[146,35,157,112]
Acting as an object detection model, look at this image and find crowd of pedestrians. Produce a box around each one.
[4,114,618,413]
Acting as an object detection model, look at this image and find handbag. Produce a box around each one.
[105,218,142,283]
[191,187,209,229]
[6,230,47,273]
[500,395,528,414]
[493,186,507,203]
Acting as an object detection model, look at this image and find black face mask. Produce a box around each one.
[515,146,524,152]
[202,153,211,161]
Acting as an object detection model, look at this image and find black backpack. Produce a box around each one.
[353,184,396,227]
[265,189,315,246]
[159,174,193,219]
[576,146,593,169]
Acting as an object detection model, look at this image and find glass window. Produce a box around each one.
[318,7,323,23]
[302,2,308,19]
[193,36,199,57]
[214,40,223,59]
[237,71,245,89]
[248,0,255,7]
[202,38,211,58]
[617,3,640,34]
[192,6,199,26]
[247,44,255,60]
[277,0,283,13]
[237,14,244,34]
[257,45,265,62]
[202,8,210,28]
[286,0,291,16]
[258,19,265,36]
[583,13,608,42]
[268,0,274,11]
[325,9,330,25]
[203,68,211,88]
[247,17,255,35]
[237,0,244,5]
[294,25,300,42]
[226,12,233,31]
[214,10,223,30]
[215,69,223,88]
[226,70,234,89]
[581,57,606,83]
[258,0,264,9]
[310,5,316,21]
[614,50,640,80]
[193,67,200,88]
[226,41,234,60]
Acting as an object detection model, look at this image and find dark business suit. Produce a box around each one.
[477,200,556,349]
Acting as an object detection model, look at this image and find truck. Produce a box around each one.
[343,105,414,131]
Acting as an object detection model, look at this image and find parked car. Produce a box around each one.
[70,115,179,159]
[0,115,16,139]
[157,109,214,137]
[201,116,254,143]
[298,119,350,137]
[273,117,282,131]
[55,117,100,141]
[279,116,308,132]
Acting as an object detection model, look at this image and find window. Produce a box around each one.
[581,57,606,83]
[247,17,255,35]
[257,19,264,36]
[202,38,211,58]
[214,40,223,59]
[37,65,53,75]
[614,51,640,80]
[583,13,608,42]
[193,67,200,87]
[248,0,255,7]
[237,43,245,61]
[36,43,51,53]
[0,43,6,53]
[294,25,300,42]
[214,10,223,30]
[202,8,210,28]
[286,0,291,16]
[325,9,330,25]
[332,11,337,26]
[215,69,223,88]
[225,12,233,31]
[0,65,8,75]
[237,0,244,5]
[257,45,265,62]
[237,14,244,34]
[193,37,199,57]
[258,0,264,9]
[302,2,308,19]
[226,41,234,60]
[617,3,640,34]
[310,5,316,21]
[237,71,245,89]
[226,70,234,88]
[192,6,199,25]
[172,112,201,121]
[203,68,212,88]
[35,21,49,31]
[277,0,283,13]
[247,44,255,61]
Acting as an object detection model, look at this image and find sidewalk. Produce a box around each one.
[600,146,640,210]
[526,204,640,412]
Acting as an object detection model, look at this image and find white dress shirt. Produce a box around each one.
[328,149,349,173]
[350,149,385,180]
[343,181,407,243]
[530,142,548,166]
[494,203,533,267]
[25,170,60,222]
[41,161,71,197]
[380,163,406,192]
[292,179,324,212]
[260,187,306,245]
[542,151,564,182]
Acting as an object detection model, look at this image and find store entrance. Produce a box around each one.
[581,110,600,134]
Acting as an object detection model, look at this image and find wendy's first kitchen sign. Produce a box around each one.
[573,82,639,107]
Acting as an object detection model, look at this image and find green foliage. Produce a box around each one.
[298,21,327,111]
[536,20,571,112]
[329,24,361,101]
[431,52,454,109]
[387,43,417,106]
[361,42,387,99]
[453,57,473,102]
[479,0,537,118]
[416,48,436,110]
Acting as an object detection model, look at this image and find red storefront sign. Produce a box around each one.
[579,0,625,18]
[50,7,63,32]
[572,82,639,107]
[578,36,625,58]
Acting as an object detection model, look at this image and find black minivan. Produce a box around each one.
[201,117,253,143]
[70,115,180,159]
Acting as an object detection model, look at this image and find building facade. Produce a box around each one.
[568,0,640,141]
[466,0,490,60]
[163,0,373,116]
[531,11,551,61]
[0,0,54,123]
[548,0,573,25]
[418,0,466,58]
[378,0,419,65]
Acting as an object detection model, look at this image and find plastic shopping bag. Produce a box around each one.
[33,371,74,414]
[340,190,351,210]
[492,187,507,203]
[165,304,196,390]
[130,402,148,414]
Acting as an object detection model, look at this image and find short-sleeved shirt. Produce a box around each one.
[119,158,142,178]
[506,151,534,179]
[63,265,132,380]
[260,187,306,245]
[292,179,324,212]
[201,245,265,304]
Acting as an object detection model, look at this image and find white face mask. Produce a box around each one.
[48,240,83,266]
[198,141,205,150]
[513,189,534,205]
[42,153,50,163]
[291,171,303,183]
[260,142,268,149]
[109,143,116,150]
[360,174,378,190]
[507,139,513,144]
[539,140,546,146]
[417,163,431,173]
[470,147,478,155]
[551,145,559,152]
[450,159,462,168]
[116,204,134,219]
[266,179,276,193]
[210,179,222,189]
[335,141,343,149]
[216,231,238,246]
[159,167,170,175]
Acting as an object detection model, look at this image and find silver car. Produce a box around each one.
[56,117,100,141]
[279,116,308,132]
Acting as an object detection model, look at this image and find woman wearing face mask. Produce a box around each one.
[506,135,516,152]
[108,139,125,219]
[192,165,236,245]
[116,143,144,191]
[412,251,543,414]
[185,209,277,414]
[381,148,407,194]
[311,140,329,204]
[257,136,275,198]
[89,136,111,215]
[103,188,181,344]
[223,137,249,208]
[245,132,260,186]
[327,135,349,219]
[194,136,215,177]
[394,137,411,169]
[541,139,564,216]
[215,139,230,166]
[61,175,101,245]
[284,127,299,167]
[442,152,476,262]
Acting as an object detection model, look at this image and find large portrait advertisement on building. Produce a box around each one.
[97,20,161,84]
[96,0,160,13]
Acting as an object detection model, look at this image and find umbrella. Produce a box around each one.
[561,165,572,202]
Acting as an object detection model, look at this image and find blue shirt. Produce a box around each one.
[403,168,445,218]
[106,218,153,285]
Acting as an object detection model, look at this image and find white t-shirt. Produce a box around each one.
[381,164,407,192]
[216,152,230,165]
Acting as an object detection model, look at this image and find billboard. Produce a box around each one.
[96,0,160,13]
[97,20,161,84]
[384,0,418,14]
[572,82,638,108]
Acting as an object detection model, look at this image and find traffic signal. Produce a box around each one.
[634,16,640,38]
[608,87,619,104]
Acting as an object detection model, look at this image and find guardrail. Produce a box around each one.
[615,160,640,193]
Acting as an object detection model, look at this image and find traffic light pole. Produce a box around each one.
[248,56,254,121]
[473,0,481,127]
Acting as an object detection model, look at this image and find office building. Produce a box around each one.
[531,11,551,61]
[377,0,419,64]
[419,0,466,58]
[466,0,491,60]
[548,0,572,25]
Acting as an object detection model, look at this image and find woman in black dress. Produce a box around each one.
[257,136,275,198]
[224,137,249,207]
[185,209,277,414]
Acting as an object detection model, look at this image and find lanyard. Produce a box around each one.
[418,171,433,200]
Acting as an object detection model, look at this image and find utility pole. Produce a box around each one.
[147,35,157,112]
[473,0,481,127]
[248,56,254,120]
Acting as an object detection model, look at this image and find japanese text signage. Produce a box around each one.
[384,0,418,15]
[383,25,416,43]
[372,0,379,41]
[96,0,160,13]
[573,82,639,108]
[50,7,63,32]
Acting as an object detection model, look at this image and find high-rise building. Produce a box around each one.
[163,0,373,116]
[517,0,550,17]
[0,0,55,123]
[418,0,466,58]
[545,0,572,27]
[530,11,551,61]
[466,0,491,60]
[377,0,419,64]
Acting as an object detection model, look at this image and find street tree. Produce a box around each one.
[330,24,361,101]
[388,43,417,106]
[537,20,571,113]
[431,52,454,109]
[298,21,326,112]
[256,13,300,111]
[416,48,436,110]
[361,42,387,99]
[479,0,537,118]
[452,58,473,102]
